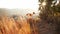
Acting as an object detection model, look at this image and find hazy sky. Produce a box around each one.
[0,0,38,11]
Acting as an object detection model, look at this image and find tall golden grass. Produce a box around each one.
[0,16,31,34]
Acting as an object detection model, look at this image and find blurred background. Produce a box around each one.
[0,0,60,34]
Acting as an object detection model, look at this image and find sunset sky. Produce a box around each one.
[0,0,38,11]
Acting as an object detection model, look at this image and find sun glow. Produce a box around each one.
[0,0,38,11]
[42,2,46,6]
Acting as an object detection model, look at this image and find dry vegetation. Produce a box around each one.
[0,16,31,34]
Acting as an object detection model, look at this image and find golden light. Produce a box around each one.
[0,0,39,15]
[42,2,46,6]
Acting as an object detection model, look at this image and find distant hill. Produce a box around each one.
[0,8,39,16]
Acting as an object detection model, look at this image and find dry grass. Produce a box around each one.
[0,16,31,34]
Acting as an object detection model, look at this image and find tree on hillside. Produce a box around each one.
[38,0,60,34]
